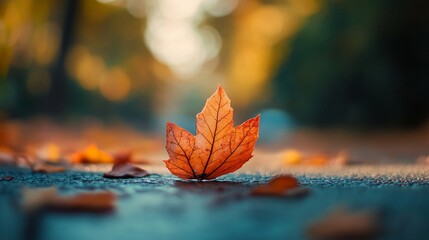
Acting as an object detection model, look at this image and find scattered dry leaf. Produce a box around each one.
[104,162,150,178]
[70,144,113,164]
[306,154,329,166]
[32,163,66,173]
[307,207,379,240]
[165,85,260,180]
[0,151,15,165]
[250,175,308,197]
[15,155,34,168]
[331,151,349,166]
[282,149,349,167]
[36,143,61,163]
[416,156,429,165]
[282,149,302,165]
[22,187,116,213]
[1,176,14,181]
[113,151,133,165]
[109,150,150,165]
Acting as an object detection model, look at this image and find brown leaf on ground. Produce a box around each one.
[113,150,151,165]
[307,207,379,240]
[22,187,116,213]
[1,176,14,181]
[32,163,66,173]
[0,151,15,165]
[103,162,150,178]
[281,150,328,166]
[250,175,308,197]
[416,156,429,165]
[113,151,132,165]
[306,154,329,166]
[330,151,349,166]
[282,149,349,167]
[165,85,260,180]
[36,143,61,163]
[70,144,113,164]
[281,149,302,165]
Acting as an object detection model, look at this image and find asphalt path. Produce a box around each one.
[1,167,429,240]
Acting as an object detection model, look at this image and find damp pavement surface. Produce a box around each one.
[1,166,429,240]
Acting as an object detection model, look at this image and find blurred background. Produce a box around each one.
[1,0,429,166]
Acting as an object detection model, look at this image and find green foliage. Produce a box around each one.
[273,0,429,129]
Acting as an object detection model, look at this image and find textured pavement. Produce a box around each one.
[1,166,429,240]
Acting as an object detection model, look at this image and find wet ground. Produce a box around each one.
[1,166,429,240]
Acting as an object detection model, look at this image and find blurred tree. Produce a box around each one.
[47,0,78,114]
[272,0,429,129]
[1,0,157,126]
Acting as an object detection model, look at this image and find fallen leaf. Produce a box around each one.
[22,187,58,212]
[113,150,133,165]
[174,180,244,193]
[111,150,150,165]
[282,150,348,167]
[32,163,66,173]
[70,144,113,164]
[22,187,116,213]
[16,155,35,168]
[282,149,302,165]
[331,151,349,166]
[306,154,329,166]
[103,162,150,178]
[250,175,304,197]
[36,143,61,163]
[1,176,14,181]
[0,151,15,165]
[416,156,429,165]
[164,85,260,180]
[307,207,379,240]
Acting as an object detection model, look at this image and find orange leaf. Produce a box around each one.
[250,175,302,196]
[0,151,15,165]
[111,150,150,165]
[103,162,150,178]
[307,207,379,239]
[22,187,116,213]
[32,163,66,173]
[164,85,260,180]
[113,150,133,165]
[36,143,61,163]
[70,144,113,164]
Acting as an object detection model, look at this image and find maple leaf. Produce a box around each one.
[164,85,260,180]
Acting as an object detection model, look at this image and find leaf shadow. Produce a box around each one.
[174,180,250,206]
[174,180,248,193]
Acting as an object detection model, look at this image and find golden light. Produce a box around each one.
[99,68,131,102]
[32,23,60,65]
[143,0,223,79]
[227,0,322,106]
[157,0,202,20]
[288,0,321,17]
[66,46,106,91]
[126,0,147,18]
[37,143,61,163]
[202,0,238,17]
